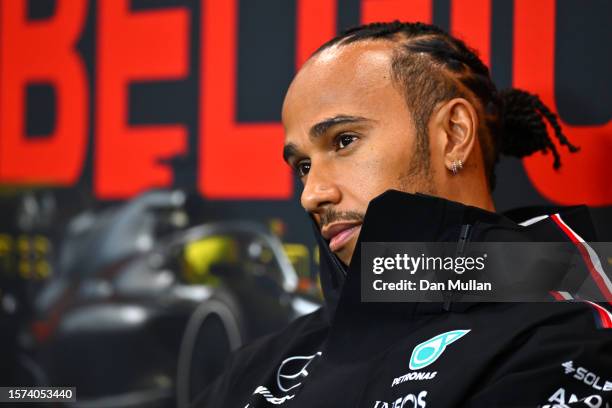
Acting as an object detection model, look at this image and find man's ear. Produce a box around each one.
[431,98,478,172]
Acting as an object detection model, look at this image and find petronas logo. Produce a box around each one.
[409,330,470,370]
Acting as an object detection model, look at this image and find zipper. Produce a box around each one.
[443,224,472,311]
[457,224,472,256]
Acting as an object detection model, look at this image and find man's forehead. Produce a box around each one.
[282,41,398,131]
[307,40,394,77]
[289,41,395,95]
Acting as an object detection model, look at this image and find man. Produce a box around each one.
[193,22,611,407]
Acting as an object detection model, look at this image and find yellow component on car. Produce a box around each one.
[182,236,238,285]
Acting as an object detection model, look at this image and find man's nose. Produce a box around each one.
[300,166,341,214]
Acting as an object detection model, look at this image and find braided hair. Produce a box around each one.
[312,21,579,190]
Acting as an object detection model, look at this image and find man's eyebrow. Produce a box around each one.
[310,115,372,138]
[283,115,373,164]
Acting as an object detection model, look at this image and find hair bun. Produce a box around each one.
[499,88,579,169]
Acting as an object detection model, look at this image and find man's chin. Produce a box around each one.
[334,241,357,267]
[327,224,361,267]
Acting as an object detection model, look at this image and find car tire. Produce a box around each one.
[176,294,242,408]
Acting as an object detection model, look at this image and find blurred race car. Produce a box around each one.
[18,191,320,408]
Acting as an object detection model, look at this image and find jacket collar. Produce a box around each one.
[313,190,597,321]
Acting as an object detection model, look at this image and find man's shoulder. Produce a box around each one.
[468,301,612,343]
[189,306,330,408]
[232,305,329,366]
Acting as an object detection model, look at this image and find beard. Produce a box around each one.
[397,139,437,196]
[319,207,364,229]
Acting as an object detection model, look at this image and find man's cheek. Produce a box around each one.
[345,159,390,201]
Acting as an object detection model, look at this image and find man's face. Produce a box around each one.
[282,41,434,266]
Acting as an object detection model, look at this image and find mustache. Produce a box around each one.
[319,208,365,229]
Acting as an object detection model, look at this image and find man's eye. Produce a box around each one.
[295,161,311,177]
[336,134,357,150]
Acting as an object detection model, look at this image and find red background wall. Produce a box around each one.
[0,0,610,240]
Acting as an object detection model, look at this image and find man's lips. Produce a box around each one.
[321,222,362,252]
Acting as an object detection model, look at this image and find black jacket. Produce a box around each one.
[192,191,612,407]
